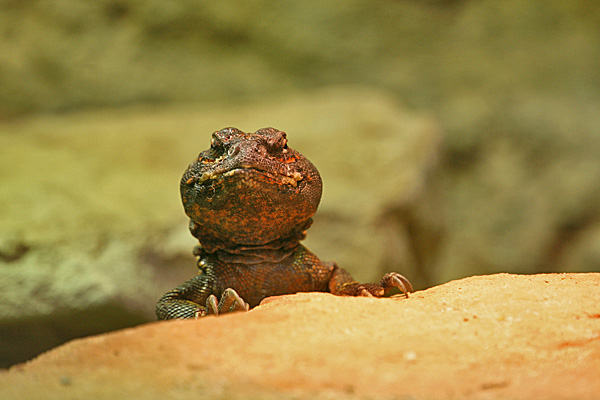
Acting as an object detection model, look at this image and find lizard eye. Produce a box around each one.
[212,127,239,150]
[266,130,288,150]
[210,132,226,151]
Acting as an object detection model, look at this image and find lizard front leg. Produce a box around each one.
[156,275,249,320]
[328,264,413,298]
[156,274,212,319]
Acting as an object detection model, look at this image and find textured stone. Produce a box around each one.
[2,273,599,400]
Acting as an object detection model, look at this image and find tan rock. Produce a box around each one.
[3,273,599,400]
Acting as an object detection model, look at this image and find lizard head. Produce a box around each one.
[181,127,322,251]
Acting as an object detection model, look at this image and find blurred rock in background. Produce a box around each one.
[1,0,599,367]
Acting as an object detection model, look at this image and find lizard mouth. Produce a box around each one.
[224,168,303,187]
[193,167,304,189]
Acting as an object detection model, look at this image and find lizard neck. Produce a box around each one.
[195,242,303,265]
[190,218,312,264]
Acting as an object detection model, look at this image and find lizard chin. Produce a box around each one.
[219,167,304,190]
[181,168,319,246]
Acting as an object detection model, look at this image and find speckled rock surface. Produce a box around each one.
[3,273,599,400]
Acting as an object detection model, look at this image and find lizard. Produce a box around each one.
[156,127,413,319]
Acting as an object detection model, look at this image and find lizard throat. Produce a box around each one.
[190,218,312,264]
[214,246,297,264]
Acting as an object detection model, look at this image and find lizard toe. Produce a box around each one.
[217,288,249,314]
[380,272,414,298]
[205,294,220,316]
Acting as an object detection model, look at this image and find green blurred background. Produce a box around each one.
[1,0,600,367]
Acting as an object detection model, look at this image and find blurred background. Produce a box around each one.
[1,0,599,367]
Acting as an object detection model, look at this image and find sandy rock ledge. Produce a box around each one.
[2,273,600,400]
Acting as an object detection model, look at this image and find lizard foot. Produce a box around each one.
[357,272,414,298]
[195,288,249,318]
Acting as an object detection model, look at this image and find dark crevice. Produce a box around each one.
[0,243,30,263]
[377,204,445,291]
[534,210,600,273]
[0,303,151,368]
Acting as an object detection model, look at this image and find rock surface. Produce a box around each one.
[3,273,600,400]
[2,1,598,120]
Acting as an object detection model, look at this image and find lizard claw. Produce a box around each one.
[354,272,414,299]
[204,288,249,316]
[205,294,220,316]
[381,272,414,298]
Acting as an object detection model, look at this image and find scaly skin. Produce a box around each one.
[156,127,413,319]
